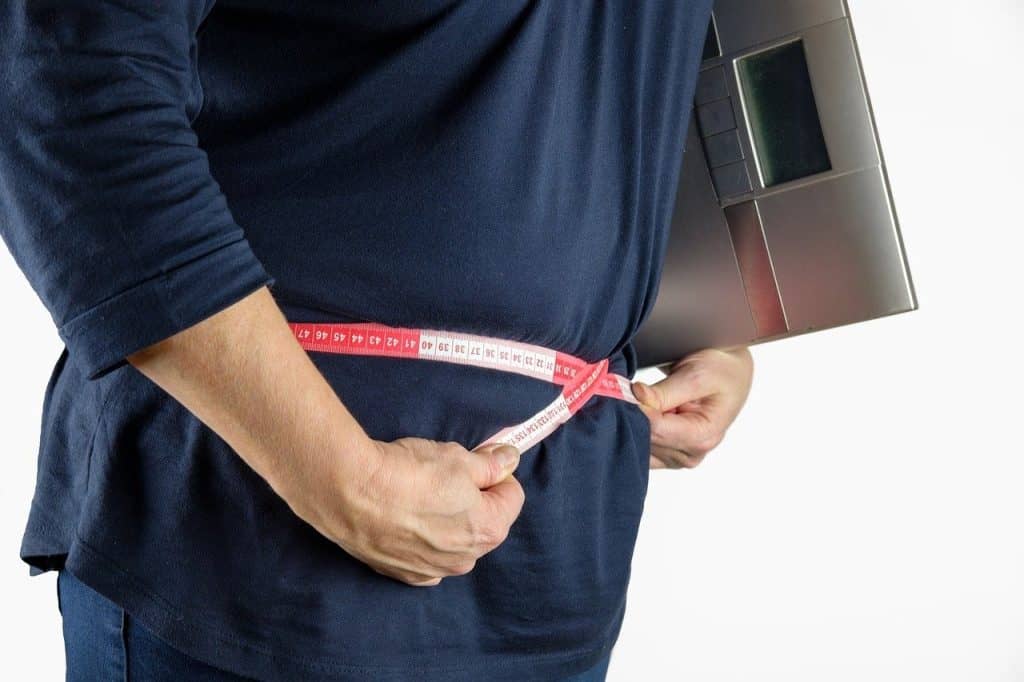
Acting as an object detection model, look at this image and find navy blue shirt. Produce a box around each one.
[1,1,711,679]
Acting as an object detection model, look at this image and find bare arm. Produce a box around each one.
[126,286,375,510]
[126,286,525,586]
[0,0,521,587]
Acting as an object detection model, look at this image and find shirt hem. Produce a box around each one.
[57,535,620,681]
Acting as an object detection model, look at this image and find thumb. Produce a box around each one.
[465,443,521,489]
[631,381,663,410]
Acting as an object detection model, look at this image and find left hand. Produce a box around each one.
[631,347,754,469]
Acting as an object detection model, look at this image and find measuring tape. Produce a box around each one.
[288,321,640,453]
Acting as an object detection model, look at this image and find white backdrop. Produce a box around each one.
[2,1,1022,679]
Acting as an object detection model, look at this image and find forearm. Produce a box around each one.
[125,286,376,507]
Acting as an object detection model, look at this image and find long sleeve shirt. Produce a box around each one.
[0,1,712,680]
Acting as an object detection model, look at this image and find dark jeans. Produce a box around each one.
[57,570,612,681]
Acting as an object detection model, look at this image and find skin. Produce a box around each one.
[126,285,752,588]
[126,286,524,588]
[632,347,754,470]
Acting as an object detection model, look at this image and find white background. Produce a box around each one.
[1,1,1021,679]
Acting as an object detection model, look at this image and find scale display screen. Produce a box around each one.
[737,40,831,187]
[633,2,917,371]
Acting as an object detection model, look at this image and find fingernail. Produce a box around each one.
[632,382,651,405]
[495,445,520,469]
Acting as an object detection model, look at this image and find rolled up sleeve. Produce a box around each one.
[0,0,275,380]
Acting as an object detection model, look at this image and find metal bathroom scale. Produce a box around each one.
[634,0,917,372]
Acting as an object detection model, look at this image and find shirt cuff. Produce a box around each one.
[58,237,276,381]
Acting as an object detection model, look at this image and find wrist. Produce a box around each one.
[265,417,382,532]
[329,437,387,541]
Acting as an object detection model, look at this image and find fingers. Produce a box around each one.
[383,475,525,586]
[633,347,753,413]
[463,443,521,489]
[650,443,707,469]
[350,438,527,590]
[633,357,715,412]
[403,444,524,577]
[633,348,754,471]
[646,408,723,456]
[649,454,669,470]
[372,564,443,587]
[482,475,525,525]
[469,475,525,555]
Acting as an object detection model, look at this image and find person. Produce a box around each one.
[0,1,753,680]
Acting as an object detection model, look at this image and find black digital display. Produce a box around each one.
[737,40,831,187]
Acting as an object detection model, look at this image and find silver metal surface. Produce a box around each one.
[632,0,917,372]
[633,118,755,368]
[757,167,916,333]
[710,0,847,55]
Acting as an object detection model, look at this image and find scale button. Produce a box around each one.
[695,66,729,104]
[702,129,744,168]
[711,161,752,198]
[696,98,735,137]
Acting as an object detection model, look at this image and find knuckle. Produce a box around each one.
[654,447,686,469]
[697,430,724,453]
[686,368,708,394]
[434,459,462,487]
[666,456,686,470]
[399,567,441,586]
[493,523,512,547]
[439,525,473,555]
[442,440,464,456]
[473,520,507,550]
[704,348,730,363]
[448,559,477,576]
[376,566,409,584]
[433,464,471,506]
[649,418,665,442]
[684,450,709,468]
[512,481,526,506]
[410,576,443,587]
[485,455,505,483]
[462,515,488,550]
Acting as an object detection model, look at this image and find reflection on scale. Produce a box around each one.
[634,0,917,372]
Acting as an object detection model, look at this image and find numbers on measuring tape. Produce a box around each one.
[289,322,630,451]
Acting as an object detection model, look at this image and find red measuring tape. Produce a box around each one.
[288,321,640,453]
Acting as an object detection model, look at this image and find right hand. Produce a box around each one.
[120,287,524,587]
[292,436,525,587]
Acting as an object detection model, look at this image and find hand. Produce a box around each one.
[123,287,525,589]
[292,437,525,587]
[632,347,753,469]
